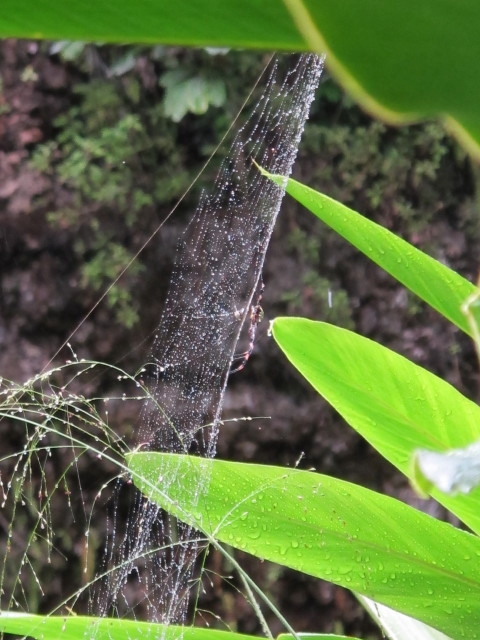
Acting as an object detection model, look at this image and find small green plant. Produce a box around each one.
[29,46,235,329]
[28,45,266,329]
[30,78,160,328]
[0,359,144,613]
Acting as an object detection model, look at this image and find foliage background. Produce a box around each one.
[1,39,480,637]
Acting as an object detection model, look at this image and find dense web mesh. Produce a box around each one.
[96,53,324,625]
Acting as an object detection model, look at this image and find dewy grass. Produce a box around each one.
[0,360,143,611]
[0,358,306,640]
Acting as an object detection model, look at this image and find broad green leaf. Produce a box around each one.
[0,614,358,640]
[0,1,305,49]
[271,317,480,534]
[263,171,476,336]
[282,1,480,157]
[2,2,480,155]
[0,613,259,640]
[357,596,453,640]
[127,452,480,640]
[413,441,480,496]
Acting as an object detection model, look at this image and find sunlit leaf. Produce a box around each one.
[0,613,362,640]
[127,452,480,640]
[0,613,259,640]
[271,317,480,534]
[261,171,476,336]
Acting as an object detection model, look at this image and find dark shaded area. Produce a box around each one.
[1,40,479,639]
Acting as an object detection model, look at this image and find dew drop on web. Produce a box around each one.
[93,52,324,626]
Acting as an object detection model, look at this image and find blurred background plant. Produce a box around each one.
[29,44,243,328]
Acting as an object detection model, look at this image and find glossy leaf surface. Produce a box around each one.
[263,172,476,336]
[272,317,480,534]
[0,613,258,640]
[0,618,357,640]
[127,452,480,639]
[0,614,359,640]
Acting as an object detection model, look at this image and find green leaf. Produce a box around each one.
[160,70,226,121]
[262,171,476,336]
[0,614,258,640]
[0,614,360,640]
[280,636,358,640]
[0,1,305,50]
[127,452,480,640]
[271,317,480,534]
[2,2,480,155]
[282,1,480,157]
[462,288,480,365]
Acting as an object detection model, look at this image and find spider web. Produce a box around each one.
[95,53,324,625]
